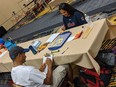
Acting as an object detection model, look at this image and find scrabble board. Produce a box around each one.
[48,31,71,50]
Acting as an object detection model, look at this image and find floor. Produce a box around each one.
[3,0,116,43]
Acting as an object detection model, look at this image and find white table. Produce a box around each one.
[0,19,108,74]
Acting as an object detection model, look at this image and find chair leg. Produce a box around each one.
[67,64,74,83]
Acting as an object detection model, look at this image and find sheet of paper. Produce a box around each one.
[46,33,59,43]
[43,54,53,74]
[67,36,74,42]
[43,54,53,63]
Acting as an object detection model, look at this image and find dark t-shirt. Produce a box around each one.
[63,11,87,29]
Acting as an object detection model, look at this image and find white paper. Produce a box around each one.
[46,33,59,43]
[43,54,53,74]
[67,36,74,42]
[43,54,53,63]
[44,65,48,74]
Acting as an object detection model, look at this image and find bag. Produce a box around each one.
[80,67,113,87]
[4,40,16,50]
[96,50,116,66]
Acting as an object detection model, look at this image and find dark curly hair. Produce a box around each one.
[59,3,85,17]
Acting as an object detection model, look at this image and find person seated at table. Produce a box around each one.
[59,3,87,32]
[9,46,73,87]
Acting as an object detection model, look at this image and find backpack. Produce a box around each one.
[98,38,116,66]
[96,53,115,66]
[80,67,113,87]
[96,49,116,66]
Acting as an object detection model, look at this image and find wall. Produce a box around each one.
[0,0,32,30]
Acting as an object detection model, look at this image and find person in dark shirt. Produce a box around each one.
[59,3,87,31]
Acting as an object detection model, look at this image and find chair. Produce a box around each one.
[58,73,74,87]
[12,84,23,87]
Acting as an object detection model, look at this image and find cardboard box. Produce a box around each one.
[107,14,116,26]
[105,20,116,40]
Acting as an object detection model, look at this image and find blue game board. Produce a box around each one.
[48,31,71,50]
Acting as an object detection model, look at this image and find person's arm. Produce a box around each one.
[43,58,53,85]
[39,63,46,72]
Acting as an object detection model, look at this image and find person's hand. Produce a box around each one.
[58,25,65,33]
[46,58,53,67]
[39,63,46,72]
[59,28,65,34]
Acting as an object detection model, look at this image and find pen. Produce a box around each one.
[62,47,69,54]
